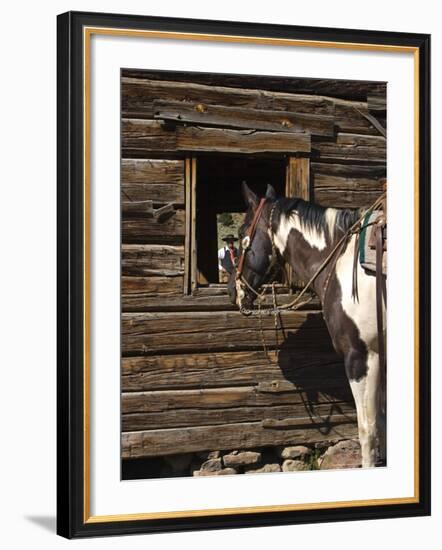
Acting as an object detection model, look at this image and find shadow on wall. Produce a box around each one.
[276,313,356,437]
[122,313,357,480]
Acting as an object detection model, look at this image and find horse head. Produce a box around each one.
[227,182,279,312]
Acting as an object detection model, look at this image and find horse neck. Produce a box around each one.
[272,205,346,296]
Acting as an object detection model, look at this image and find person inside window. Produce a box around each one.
[218,234,239,282]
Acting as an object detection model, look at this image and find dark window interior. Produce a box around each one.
[196,156,287,285]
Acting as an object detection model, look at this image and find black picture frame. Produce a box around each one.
[57,10,431,539]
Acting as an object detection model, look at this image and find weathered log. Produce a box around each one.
[122,183,184,205]
[122,119,311,156]
[314,191,384,209]
[153,100,335,136]
[122,384,352,414]
[122,290,320,312]
[122,209,185,244]
[122,201,177,219]
[122,417,358,457]
[193,284,289,296]
[122,349,345,390]
[152,203,175,219]
[123,78,384,137]
[122,69,384,101]
[368,93,387,113]
[121,200,154,217]
[122,401,355,431]
[122,276,184,298]
[312,173,385,208]
[122,244,184,277]
[334,103,384,135]
[122,159,185,205]
[122,310,334,355]
[311,162,386,178]
[122,158,184,184]
[313,133,386,163]
[122,77,336,118]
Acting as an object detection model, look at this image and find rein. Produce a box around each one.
[234,191,386,365]
[235,191,387,315]
[236,198,267,280]
[235,198,281,315]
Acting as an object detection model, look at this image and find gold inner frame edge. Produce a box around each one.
[82,26,421,524]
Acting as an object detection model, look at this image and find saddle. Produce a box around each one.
[359,210,387,275]
[352,190,387,376]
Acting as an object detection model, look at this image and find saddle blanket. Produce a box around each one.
[359,210,387,275]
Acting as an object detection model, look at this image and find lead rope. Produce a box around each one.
[237,192,386,364]
[272,282,280,356]
[257,296,272,364]
[255,282,285,366]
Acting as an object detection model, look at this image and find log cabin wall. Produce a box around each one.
[121,70,386,461]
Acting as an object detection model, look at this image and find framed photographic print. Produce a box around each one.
[57,11,431,538]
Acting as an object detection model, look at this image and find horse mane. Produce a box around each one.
[277,197,360,238]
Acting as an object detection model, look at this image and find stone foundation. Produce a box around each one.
[154,439,362,478]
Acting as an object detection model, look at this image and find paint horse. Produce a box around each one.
[228,183,386,468]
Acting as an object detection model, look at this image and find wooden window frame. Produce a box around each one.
[185,154,311,295]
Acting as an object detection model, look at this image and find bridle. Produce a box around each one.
[235,198,280,314]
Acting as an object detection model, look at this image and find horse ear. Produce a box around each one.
[241,181,259,210]
[265,184,277,200]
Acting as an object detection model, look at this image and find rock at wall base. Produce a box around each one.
[194,467,238,477]
[282,459,309,472]
[244,463,282,474]
[223,451,261,467]
[319,440,361,470]
[278,445,311,460]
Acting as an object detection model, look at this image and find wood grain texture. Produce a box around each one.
[122,401,356,430]
[122,183,184,205]
[121,291,320,312]
[122,77,336,118]
[122,385,353,414]
[334,103,384,135]
[122,349,344,390]
[287,157,310,200]
[122,209,185,244]
[122,276,184,299]
[312,174,385,208]
[122,158,185,206]
[153,100,335,136]
[122,78,385,136]
[368,93,387,113]
[122,70,385,101]
[122,158,185,184]
[122,310,334,355]
[122,417,358,457]
[122,119,311,156]
[313,133,386,163]
[122,244,184,277]
[311,162,386,178]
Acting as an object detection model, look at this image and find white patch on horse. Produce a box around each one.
[335,234,384,350]
[349,350,382,468]
[336,234,386,468]
[270,214,292,255]
[325,208,339,241]
[272,212,327,253]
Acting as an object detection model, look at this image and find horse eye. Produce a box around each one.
[242,236,250,249]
